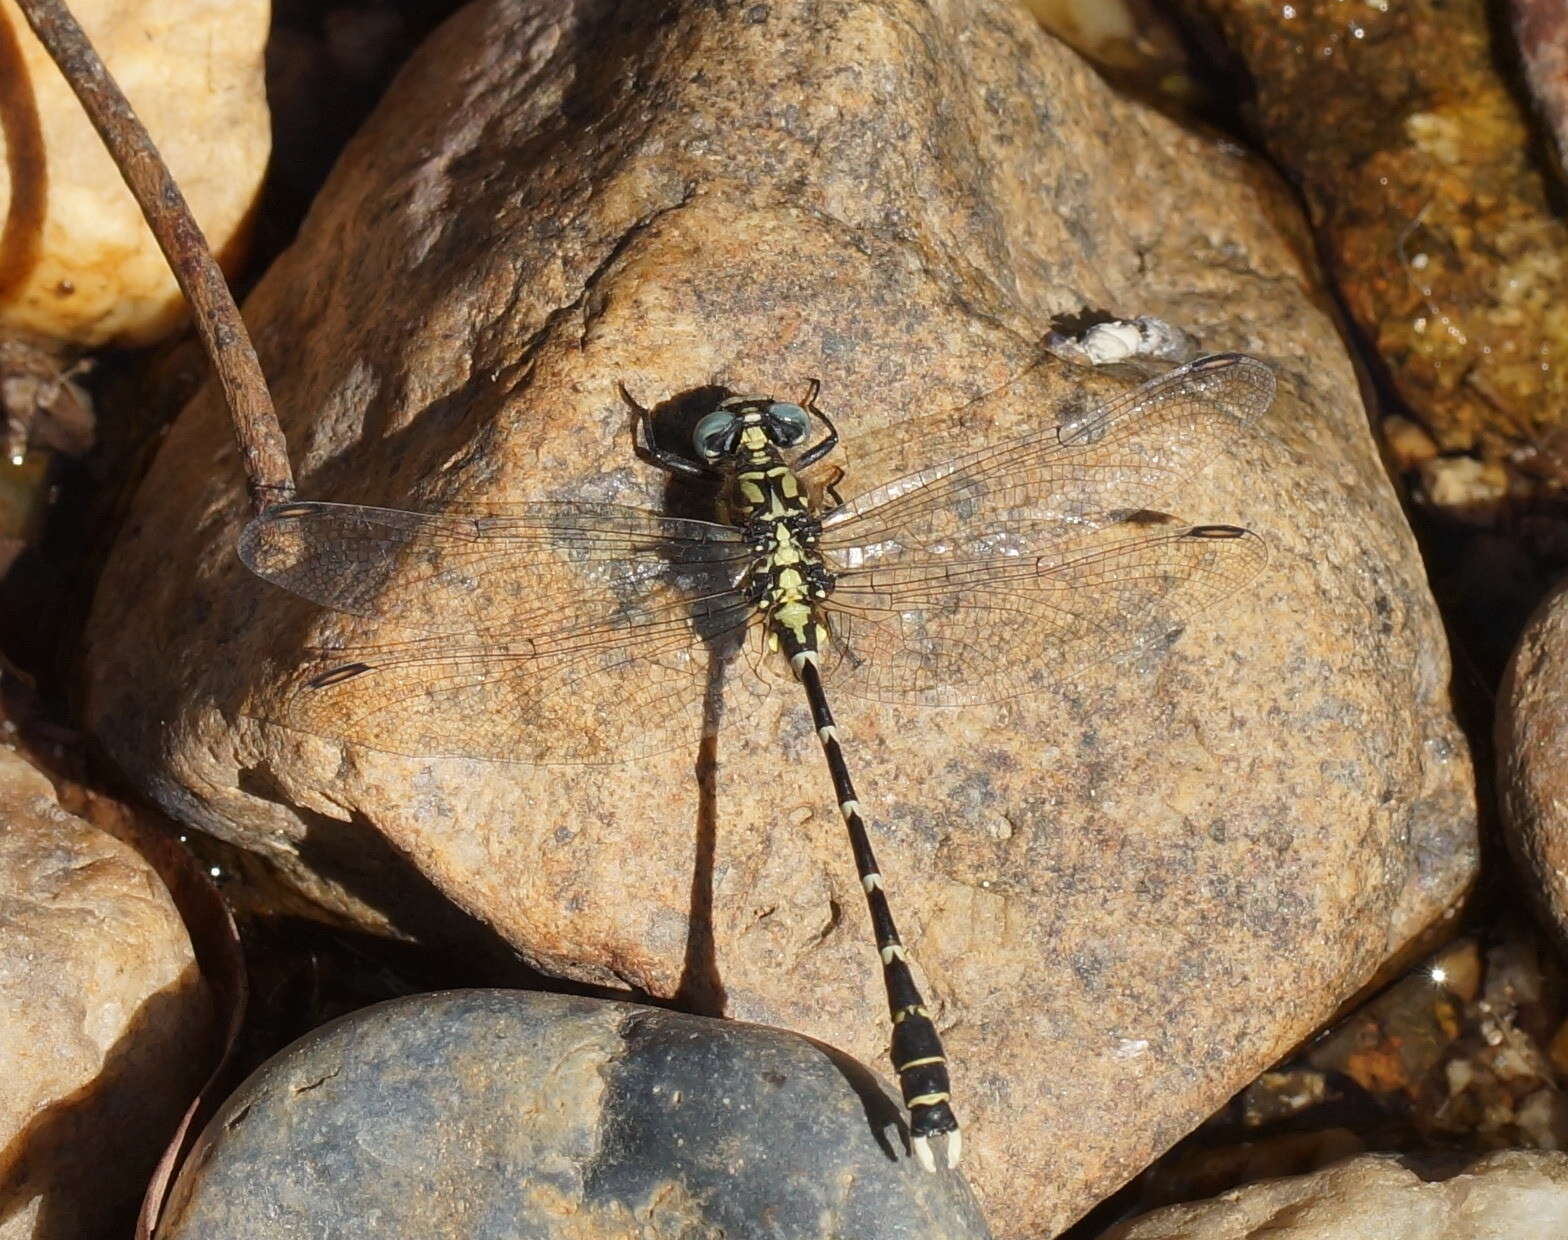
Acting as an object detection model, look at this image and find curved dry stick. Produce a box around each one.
[12,0,294,508]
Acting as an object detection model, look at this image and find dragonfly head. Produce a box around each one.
[693,396,810,461]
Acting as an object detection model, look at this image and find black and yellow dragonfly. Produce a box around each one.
[238,351,1275,1172]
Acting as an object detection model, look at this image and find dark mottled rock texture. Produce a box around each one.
[157,990,989,1239]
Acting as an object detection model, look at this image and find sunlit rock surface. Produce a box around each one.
[84,1,1476,1232]
[1500,583,1568,941]
[1102,1150,1568,1239]
[0,747,211,1239]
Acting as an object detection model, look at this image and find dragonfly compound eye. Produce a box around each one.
[693,410,740,460]
[765,401,809,446]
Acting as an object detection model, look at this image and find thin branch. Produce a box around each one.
[12,0,294,508]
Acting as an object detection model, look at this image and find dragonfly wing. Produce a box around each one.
[819,519,1268,707]
[255,593,760,764]
[238,500,756,763]
[239,500,750,637]
[820,353,1274,561]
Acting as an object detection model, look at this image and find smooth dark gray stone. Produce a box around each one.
[157,990,990,1238]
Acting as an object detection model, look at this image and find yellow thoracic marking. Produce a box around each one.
[896,1056,946,1070]
[739,477,766,506]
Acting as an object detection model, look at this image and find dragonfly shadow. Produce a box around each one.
[624,382,731,520]
[804,1034,907,1165]
[628,382,760,1022]
[674,651,730,1019]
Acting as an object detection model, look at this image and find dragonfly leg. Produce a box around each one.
[620,381,712,480]
[816,464,846,512]
[794,379,841,470]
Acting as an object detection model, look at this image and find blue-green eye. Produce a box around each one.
[767,402,809,445]
[693,410,738,460]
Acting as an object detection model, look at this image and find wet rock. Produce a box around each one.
[0,0,269,347]
[0,747,212,1238]
[84,0,1476,1232]
[1175,0,1568,466]
[1500,582,1568,940]
[1102,1149,1568,1239]
[157,989,988,1239]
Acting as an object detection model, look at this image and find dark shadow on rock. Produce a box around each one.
[674,648,729,1018]
[809,1034,907,1165]
[235,767,553,986]
[0,966,213,1240]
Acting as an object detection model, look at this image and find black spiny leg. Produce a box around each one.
[619,381,712,480]
[794,653,960,1170]
[795,379,841,470]
[817,464,847,512]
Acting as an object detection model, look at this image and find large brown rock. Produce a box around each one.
[1499,583,1568,939]
[83,1,1476,1232]
[0,748,212,1238]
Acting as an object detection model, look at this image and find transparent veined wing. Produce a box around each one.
[815,354,1274,705]
[238,500,756,763]
[239,500,751,636]
[820,353,1274,561]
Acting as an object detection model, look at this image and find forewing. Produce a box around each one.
[238,500,755,763]
[820,520,1268,707]
[820,353,1274,564]
[238,500,751,637]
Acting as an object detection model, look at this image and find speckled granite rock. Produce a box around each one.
[0,747,212,1239]
[1101,1150,1568,1239]
[84,0,1476,1233]
[0,0,269,346]
[1173,0,1568,462]
[1500,583,1568,940]
[156,990,989,1239]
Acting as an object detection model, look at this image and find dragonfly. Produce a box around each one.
[237,350,1275,1172]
